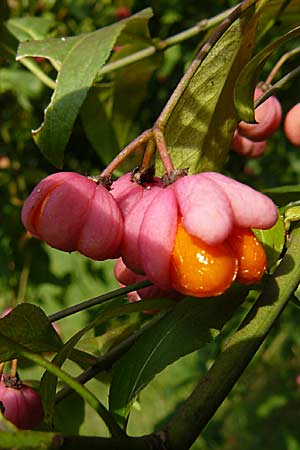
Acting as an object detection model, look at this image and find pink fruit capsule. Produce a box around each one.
[231,129,267,158]
[284,103,300,146]
[238,87,282,141]
[21,172,123,261]
[0,375,44,429]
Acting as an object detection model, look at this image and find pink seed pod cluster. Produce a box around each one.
[0,375,44,429]
[231,86,282,158]
[284,103,300,146]
[21,172,123,261]
[111,171,278,296]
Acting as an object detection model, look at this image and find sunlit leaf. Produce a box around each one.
[16,9,153,167]
[253,213,285,268]
[6,17,55,41]
[155,5,259,175]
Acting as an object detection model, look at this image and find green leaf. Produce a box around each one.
[156,6,258,176]
[16,9,153,168]
[263,185,300,207]
[0,304,62,362]
[253,213,285,268]
[235,24,300,123]
[53,392,85,434]
[112,48,161,149]
[40,296,173,427]
[109,285,250,428]
[257,0,300,38]
[80,87,120,165]
[6,17,55,41]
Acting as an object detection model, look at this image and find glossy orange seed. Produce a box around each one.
[227,227,267,284]
[170,221,238,297]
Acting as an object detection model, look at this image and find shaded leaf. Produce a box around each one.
[53,392,85,434]
[235,24,300,123]
[80,87,119,165]
[16,9,153,167]
[0,0,18,60]
[156,6,258,176]
[263,184,300,207]
[257,0,300,38]
[6,17,55,41]
[109,285,250,428]
[112,47,161,149]
[40,296,173,427]
[0,304,62,362]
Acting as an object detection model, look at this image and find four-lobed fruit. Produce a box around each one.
[0,375,44,429]
[111,172,277,298]
[21,172,123,261]
[237,87,282,142]
[22,171,277,300]
[231,129,267,158]
[284,103,300,146]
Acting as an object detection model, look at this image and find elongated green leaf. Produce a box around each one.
[0,304,62,362]
[109,285,249,428]
[16,9,153,167]
[257,0,300,38]
[156,6,258,175]
[263,184,300,206]
[235,24,300,122]
[6,17,55,41]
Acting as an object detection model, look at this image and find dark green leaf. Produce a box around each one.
[40,296,173,427]
[109,285,249,428]
[235,25,300,123]
[6,17,55,41]
[0,304,62,362]
[80,87,120,165]
[112,48,161,149]
[156,6,258,175]
[16,9,153,167]
[263,185,300,206]
[0,0,18,60]
[257,0,300,38]
[53,392,85,434]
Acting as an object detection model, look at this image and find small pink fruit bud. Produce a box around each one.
[0,375,44,429]
[231,129,267,158]
[21,172,123,261]
[238,87,282,141]
[284,103,300,146]
[115,5,131,20]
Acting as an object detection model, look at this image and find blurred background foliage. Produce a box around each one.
[1,0,300,449]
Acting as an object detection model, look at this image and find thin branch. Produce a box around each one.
[266,46,300,84]
[97,4,237,78]
[100,129,153,177]
[55,314,164,403]
[47,280,152,323]
[255,64,300,108]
